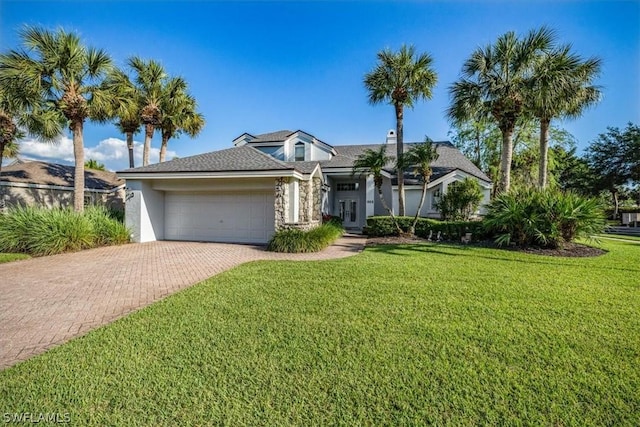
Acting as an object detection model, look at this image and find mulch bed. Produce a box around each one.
[366,236,607,257]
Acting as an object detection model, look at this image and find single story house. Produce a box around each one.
[0,160,125,210]
[119,130,491,244]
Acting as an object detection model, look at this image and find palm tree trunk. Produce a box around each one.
[409,180,429,235]
[499,127,514,194]
[475,127,481,167]
[126,131,135,168]
[72,120,85,212]
[612,189,619,219]
[159,133,169,163]
[0,143,5,209]
[395,103,405,216]
[143,124,154,166]
[538,118,550,188]
[377,186,402,234]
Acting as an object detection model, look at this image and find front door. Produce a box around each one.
[339,199,358,228]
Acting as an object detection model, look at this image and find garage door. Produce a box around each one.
[164,192,275,244]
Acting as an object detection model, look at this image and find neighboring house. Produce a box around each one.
[119,130,491,244]
[0,160,125,210]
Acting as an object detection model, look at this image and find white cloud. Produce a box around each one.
[16,135,177,172]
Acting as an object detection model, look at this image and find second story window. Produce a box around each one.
[256,146,284,161]
[294,142,305,161]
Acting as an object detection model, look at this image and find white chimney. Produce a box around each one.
[386,129,397,144]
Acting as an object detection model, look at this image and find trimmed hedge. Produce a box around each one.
[0,206,130,256]
[267,223,344,253]
[364,216,489,241]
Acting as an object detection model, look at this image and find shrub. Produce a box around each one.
[435,178,484,220]
[0,206,130,256]
[267,223,343,253]
[484,188,606,248]
[364,216,488,241]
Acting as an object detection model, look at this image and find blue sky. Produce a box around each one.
[2,0,639,171]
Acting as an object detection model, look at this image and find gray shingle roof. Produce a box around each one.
[251,130,296,142]
[1,160,123,190]
[325,142,491,182]
[118,137,490,184]
[118,145,295,174]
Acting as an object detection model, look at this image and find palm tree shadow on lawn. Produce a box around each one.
[365,241,640,274]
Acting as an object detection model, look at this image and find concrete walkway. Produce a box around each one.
[0,235,366,370]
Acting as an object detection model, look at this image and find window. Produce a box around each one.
[256,146,284,160]
[337,183,358,191]
[294,142,305,161]
[431,189,441,209]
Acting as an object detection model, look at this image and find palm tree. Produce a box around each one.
[352,146,402,234]
[529,45,601,188]
[0,77,62,178]
[0,86,23,177]
[448,27,556,193]
[85,159,106,170]
[0,27,117,211]
[364,45,437,215]
[128,57,166,166]
[103,68,140,168]
[158,76,204,162]
[404,139,439,235]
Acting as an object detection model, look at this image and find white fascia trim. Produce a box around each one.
[118,170,305,180]
[323,167,392,178]
[399,170,492,190]
[0,181,124,194]
[301,164,323,180]
[232,132,256,146]
[289,130,337,156]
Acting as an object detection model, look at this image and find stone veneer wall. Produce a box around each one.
[312,177,322,221]
[279,221,320,232]
[274,177,290,230]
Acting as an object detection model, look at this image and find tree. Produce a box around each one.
[552,145,594,195]
[103,67,140,169]
[84,159,105,170]
[403,139,439,234]
[529,45,601,188]
[352,146,402,234]
[158,76,204,163]
[129,57,167,166]
[435,178,484,221]
[448,27,555,193]
[586,123,640,217]
[0,27,110,211]
[364,45,437,215]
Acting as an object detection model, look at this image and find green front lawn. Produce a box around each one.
[0,253,30,263]
[1,241,638,425]
[599,233,640,242]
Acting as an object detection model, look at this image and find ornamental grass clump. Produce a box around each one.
[483,188,606,248]
[0,206,129,256]
[267,223,343,253]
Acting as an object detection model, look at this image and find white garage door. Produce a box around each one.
[164,192,275,244]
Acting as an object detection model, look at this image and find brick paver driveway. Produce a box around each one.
[0,235,365,370]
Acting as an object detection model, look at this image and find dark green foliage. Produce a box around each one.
[364,216,487,241]
[484,188,606,248]
[267,224,343,253]
[0,206,130,256]
[323,215,343,228]
[435,178,484,220]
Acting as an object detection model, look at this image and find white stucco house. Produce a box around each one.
[118,130,492,244]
